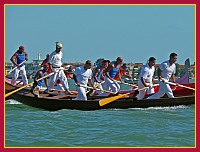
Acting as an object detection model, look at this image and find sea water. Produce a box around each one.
[5,80,195,147]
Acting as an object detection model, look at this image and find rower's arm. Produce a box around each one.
[171,73,176,83]
[93,68,101,83]
[10,53,18,66]
[124,71,132,79]
[49,64,53,72]
[88,78,94,87]
[44,73,48,87]
[41,60,45,67]
[25,53,28,61]
[157,68,162,79]
[73,74,80,86]
[157,68,165,82]
[152,77,157,84]
[105,64,114,81]
[73,74,77,83]
[118,71,123,82]
[69,75,74,79]
[88,78,96,90]
[141,77,148,87]
[34,71,41,82]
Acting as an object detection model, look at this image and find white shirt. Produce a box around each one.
[48,51,63,67]
[139,63,155,83]
[74,65,92,85]
[159,60,176,81]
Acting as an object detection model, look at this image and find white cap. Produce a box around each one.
[56,42,63,48]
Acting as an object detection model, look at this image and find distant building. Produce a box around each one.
[26,53,43,75]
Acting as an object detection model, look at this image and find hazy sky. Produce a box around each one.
[5,5,195,65]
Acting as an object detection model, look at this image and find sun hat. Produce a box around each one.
[56,42,63,48]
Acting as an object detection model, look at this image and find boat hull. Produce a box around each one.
[9,89,195,111]
[5,81,195,111]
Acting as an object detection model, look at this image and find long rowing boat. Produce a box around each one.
[5,81,195,111]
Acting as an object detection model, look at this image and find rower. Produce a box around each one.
[10,45,28,85]
[114,63,132,82]
[45,42,73,95]
[30,63,49,97]
[134,57,157,100]
[99,57,123,96]
[73,60,96,100]
[41,54,52,74]
[147,53,179,99]
[92,60,108,95]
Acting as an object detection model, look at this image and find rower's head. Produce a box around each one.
[46,54,50,59]
[18,46,25,53]
[169,53,178,64]
[68,66,73,72]
[43,63,49,71]
[102,60,109,68]
[122,63,127,69]
[84,60,93,70]
[148,57,156,67]
[116,57,123,65]
[56,42,62,51]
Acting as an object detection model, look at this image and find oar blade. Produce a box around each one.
[99,93,129,106]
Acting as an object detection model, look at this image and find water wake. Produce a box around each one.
[5,99,21,104]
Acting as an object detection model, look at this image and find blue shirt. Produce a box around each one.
[37,70,45,87]
[109,61,120,78]
[16,50,26,67]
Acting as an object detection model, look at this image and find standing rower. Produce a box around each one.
[45,42,73,95]
[10,45,28,85]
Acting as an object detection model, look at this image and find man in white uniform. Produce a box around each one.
[73,60,96,100]
[147,53,178,99]
[136,57,156,100]
[46,42,73,95]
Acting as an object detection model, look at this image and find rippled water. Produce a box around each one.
[5,99,195,147]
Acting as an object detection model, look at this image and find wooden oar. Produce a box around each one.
[5,60,26,77]
[165,81,195,91]
[5,72,55,98]
[79,85,113,93]
[117,81,138,87]
[99,84,159,106]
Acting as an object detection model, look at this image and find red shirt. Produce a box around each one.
[41,59,52,74]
